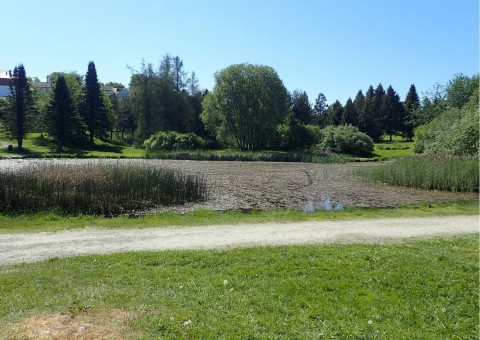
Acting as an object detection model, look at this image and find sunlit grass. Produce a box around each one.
[1,235,477,338]
[0,200,477,233]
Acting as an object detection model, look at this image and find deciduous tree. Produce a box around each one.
[201,63,290,151]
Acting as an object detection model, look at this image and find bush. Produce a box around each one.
[144,131,206,155]
[414,87,479,157]
[314,125,374,157]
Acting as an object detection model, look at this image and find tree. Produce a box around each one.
[445,73,479,109]
[358,84,383,141]
[343,98,357,126]
[3,64,34,151]
[201,63,290,151]
[45,76,86,150]
[116,96,136,140]
[82,61,111,144]
[291,90,312,124]
[403,84,420,141]
[326,100,344,126]
[382,85,404,141]
[353,90,365,129]
[312,93,328,127]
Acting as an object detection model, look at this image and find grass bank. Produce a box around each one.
[0,200,477,233]
[1,235,478,338]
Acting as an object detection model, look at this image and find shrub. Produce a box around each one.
[144,131,206,155]
[314,125,374,157]
[414,87,479,157]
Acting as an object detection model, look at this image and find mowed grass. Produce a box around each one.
[0,200,477,233]
[0,235,478,338]
[373,136,414,160]
[0,133,144,158]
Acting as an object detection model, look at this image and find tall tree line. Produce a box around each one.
[129,55,204,141]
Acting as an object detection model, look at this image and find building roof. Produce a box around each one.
[0,70,11,79]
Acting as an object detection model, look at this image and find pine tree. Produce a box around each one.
[312,93,328,127]
[353,90,365,129]
[358,86,381,140]
[83,61,111,144]
[291,90,312,124]
[343,98,357,126]
[4,64,33,151]
[45,76,86,150]
[327,100,344,126]
[382,85,404,141]
[403,84,420,141]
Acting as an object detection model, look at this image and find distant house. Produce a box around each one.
[0,69,129,98]
[0,70,11,97]
[35,82,51,94]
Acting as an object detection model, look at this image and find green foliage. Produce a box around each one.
[201,63,290,151]
[2,64,34,151]
[357,155,479,192]
[315,125,374,157]
[276,123,322,150]
[414,87,479,157]
[0,162,209,215]
[145,149,352,163]
[82,61,112,144]
[44,75,87,149]
[1,236,478,338]
[144,131,206,155]
[129,57,200,141]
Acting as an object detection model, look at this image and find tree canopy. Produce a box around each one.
[201,63,290,151]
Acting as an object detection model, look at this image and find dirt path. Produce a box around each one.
[1,215,477,266]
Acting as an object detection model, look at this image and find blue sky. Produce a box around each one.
[2,0,478,104]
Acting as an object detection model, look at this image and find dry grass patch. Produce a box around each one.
[3,308,140,339]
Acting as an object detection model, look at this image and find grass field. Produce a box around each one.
[372,136,414,160]
[0,200,477,233]
[1,234,477,338]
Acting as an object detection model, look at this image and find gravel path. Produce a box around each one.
[1,215,477,266]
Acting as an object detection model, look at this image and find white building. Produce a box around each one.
[0,70,11,97]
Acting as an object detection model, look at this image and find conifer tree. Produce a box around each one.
[403,84,420,141]
[382,85,404,141]
[312,93,328,127]
[45,76,86,150]
[4,64,33,151]
[343,98,357,126]
[82,61,111,144]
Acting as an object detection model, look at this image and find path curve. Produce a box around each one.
[1,215,478,266]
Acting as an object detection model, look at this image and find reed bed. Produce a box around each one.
[356,155,479,192]
[0,162,209,215]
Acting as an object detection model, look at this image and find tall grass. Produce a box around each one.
[0,162,209,215]
[357,155,479,192]
[146,150,353,163]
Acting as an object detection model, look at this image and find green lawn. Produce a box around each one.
[373,135,414,160]
[1,235,477,338]
[0,133,144,158]
[0,200,477,233]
